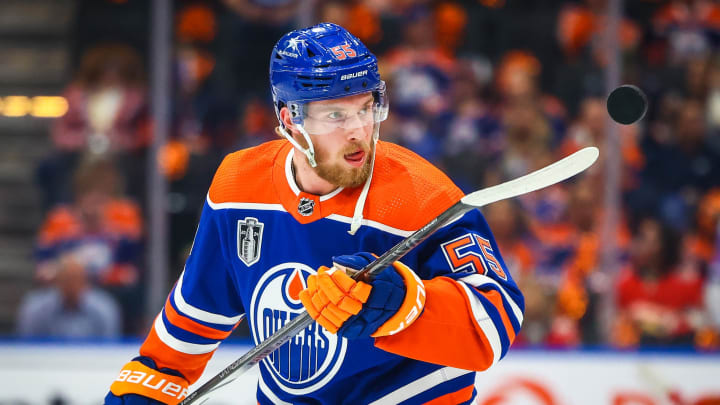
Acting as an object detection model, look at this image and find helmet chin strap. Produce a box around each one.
[277,124,317,167]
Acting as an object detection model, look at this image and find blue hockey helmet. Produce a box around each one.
[269,23,388,130]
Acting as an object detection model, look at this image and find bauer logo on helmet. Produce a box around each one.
[340,70,368,81]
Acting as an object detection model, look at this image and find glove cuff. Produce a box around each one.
[110,360,189,404]
[371,261,426,337]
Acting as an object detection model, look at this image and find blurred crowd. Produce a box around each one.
[15,0,720,351]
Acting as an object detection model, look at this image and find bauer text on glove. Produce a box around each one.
[105,356,189,405]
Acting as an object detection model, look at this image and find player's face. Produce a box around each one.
[302,93,376,188]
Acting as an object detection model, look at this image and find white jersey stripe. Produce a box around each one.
[327,207,470,237]
[206,194,416,238]
[174,271,244,325]
[207,196,285,212]
[325,214,413,237]
[258,376,293,405]
[368,367,474,405]
[459,273,524,325]
[284,149,302,196]
[459,282,502,366]
[153,315,220,355]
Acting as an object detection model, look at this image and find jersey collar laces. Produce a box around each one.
[347,120,380,235]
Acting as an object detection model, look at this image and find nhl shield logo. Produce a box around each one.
[237,217,264,266]
[298,197,315,216]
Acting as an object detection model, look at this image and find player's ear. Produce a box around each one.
[279,107,296,132]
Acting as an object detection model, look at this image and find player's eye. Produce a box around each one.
[326,111,346,121]
[358,104,376,121]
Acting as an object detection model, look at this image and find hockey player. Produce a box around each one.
[105,22,524,404]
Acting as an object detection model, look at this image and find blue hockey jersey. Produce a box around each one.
[139,140,525,404]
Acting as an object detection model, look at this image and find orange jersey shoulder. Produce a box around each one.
[208,140,286,204]
[366,141,464,230]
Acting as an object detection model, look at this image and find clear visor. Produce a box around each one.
[295,91,389,136]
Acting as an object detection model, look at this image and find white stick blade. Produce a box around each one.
[461,147,599,208]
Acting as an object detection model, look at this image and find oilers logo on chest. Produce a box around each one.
[249,262,348,395]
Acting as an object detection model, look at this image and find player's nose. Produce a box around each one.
[344,117,370,141]
[344,124,364,141]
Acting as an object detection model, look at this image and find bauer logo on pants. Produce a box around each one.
[237,217,264,266]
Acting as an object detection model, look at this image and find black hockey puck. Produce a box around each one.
[606,85,648,125]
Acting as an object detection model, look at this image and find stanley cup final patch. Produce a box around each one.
[298,197,315,216]
[237,217,264,266]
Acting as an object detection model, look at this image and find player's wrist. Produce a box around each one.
[371,261,426,337]
[108,357,189,404]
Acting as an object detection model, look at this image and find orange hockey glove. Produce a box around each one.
[299,252,426,339]
[299,265,372,333]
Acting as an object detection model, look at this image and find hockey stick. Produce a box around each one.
[180,146,599,404]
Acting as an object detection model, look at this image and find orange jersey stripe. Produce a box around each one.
[424,384,475,405]
[375,276,494,371]
[483,289,516,342]
[140,326,216,384]
[163,299,234,341]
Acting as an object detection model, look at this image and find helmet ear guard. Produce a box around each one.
[372,81,389,123]
[274,103,318,167]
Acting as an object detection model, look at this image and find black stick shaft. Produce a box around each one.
[180,200,472,404]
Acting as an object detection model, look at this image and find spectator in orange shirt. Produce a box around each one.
[652,0,720,65]
[35,157,144,335]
